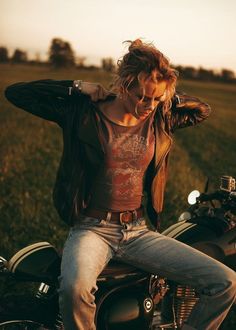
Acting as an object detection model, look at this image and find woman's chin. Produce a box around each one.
[139,112,151,120]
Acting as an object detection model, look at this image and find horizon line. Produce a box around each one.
[1,44,236,75]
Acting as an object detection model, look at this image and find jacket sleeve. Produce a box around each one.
[4,79,76,126]
[169,92,211,132]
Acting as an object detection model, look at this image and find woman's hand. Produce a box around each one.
[81,82,111,101]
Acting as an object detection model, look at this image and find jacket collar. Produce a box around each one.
[154,110,173,171]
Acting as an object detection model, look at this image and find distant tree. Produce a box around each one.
[174,65,183,77]
[12,49,28,63]
[48,38,75,68]
[197,67,215,81]
[0,47,9,62]
[183,66,198,79]
[101,57,115,72]
[220,69,235,82]
[174,65,197,80]
[76,56,86,68]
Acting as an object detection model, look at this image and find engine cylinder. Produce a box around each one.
[173,285,199,328]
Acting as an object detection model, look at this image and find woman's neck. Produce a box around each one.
[97,97,140,126]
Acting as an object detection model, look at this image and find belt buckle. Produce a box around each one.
[119,211,132,225]
[119,210,138,225]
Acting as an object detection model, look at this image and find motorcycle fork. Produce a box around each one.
[35,282,63,330]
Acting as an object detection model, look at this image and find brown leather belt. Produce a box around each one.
[82,207,144,224]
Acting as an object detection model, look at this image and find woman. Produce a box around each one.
[5,39,236,330]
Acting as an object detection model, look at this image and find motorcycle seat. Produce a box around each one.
[98,260,147,281]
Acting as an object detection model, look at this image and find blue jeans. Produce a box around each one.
[58,215,236,330]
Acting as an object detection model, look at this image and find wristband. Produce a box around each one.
[175,94,181,105]
[73,80,83,93]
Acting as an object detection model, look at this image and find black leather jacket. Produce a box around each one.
[5,79,211,228]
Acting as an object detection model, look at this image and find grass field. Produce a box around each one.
[0,63,236,260]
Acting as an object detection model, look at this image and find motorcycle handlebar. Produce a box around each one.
[197,191,227,202]
[197,190,236,203]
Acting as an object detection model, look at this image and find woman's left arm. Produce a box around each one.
[169,93,211,132]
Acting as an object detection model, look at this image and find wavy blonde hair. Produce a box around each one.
[111,39,178,114]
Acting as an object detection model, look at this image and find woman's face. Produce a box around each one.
[125,78,167,120]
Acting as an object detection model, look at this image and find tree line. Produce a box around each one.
[0,38,115,71]
[174,65,235,84]
[0,38,235,83]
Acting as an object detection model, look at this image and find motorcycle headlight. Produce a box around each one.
[188,190,200,205]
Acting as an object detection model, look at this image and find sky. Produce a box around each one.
[1,0,236,72]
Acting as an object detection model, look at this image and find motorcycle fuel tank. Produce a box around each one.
[162,218,236,271]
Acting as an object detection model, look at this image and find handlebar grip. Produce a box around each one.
[230,192,236,200]
[198,191,224,202]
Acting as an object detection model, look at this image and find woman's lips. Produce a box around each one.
[143,109,153,115]
[135,107,155,118]
[139,111,152,118]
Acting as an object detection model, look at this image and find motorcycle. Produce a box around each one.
[0,175,235,329]
[153,175,236,330]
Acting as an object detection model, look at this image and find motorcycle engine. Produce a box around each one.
[151,280,199,329]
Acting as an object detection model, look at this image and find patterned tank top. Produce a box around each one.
[88,109,155,211]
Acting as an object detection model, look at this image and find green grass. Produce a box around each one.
[0,63,236,259]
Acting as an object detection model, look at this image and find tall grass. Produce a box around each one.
[0,63,236,258]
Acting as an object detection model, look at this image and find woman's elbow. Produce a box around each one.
[200,102,212,119]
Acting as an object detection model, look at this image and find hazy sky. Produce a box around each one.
[1,0,236,72]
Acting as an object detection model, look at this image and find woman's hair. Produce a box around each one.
[111,39,178,113]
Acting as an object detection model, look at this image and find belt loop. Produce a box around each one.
[132,209,138,220]
[106,211,112,222]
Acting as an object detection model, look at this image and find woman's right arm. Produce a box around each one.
[5,79,110,126]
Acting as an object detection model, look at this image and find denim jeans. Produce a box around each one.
[58,215,236,330]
